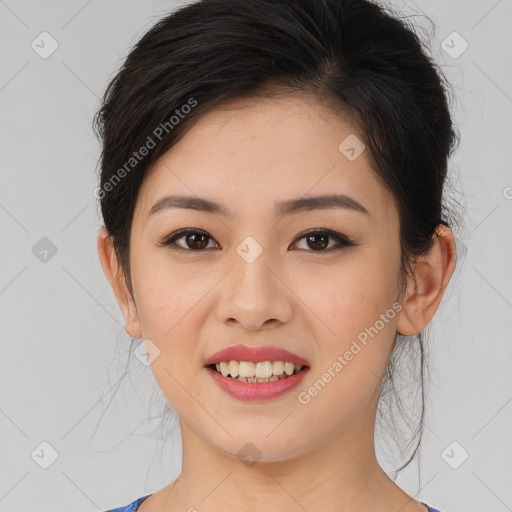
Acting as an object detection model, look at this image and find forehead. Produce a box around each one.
[135,95,397,225]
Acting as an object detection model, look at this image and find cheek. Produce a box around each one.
[131,249,210,338]
[301,257,399,345]
[294,266,399,427]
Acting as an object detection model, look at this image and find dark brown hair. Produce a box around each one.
[93,0,462,476]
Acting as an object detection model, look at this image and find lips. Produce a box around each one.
[203,344,310,367]
[206,365,309,401]
[203,344,310,401]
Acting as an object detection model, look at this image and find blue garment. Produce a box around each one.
[103,495,151,512]
[104,495,443,511]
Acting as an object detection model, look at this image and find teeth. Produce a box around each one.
[220,361,230,377]
[239,361,254,378]
[284,362,294,376]
[228,360,239,377]
[212,360,304,379]
[255,361,273,378]
[272,361,284,375]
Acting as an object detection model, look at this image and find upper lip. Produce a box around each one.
[204,344,310,367]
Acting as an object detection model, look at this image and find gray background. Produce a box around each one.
[0,0,511,511]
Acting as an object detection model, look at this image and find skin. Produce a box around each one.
[98,95,457,512]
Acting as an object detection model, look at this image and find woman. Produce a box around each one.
[94,0,460,510]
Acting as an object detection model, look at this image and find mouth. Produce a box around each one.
[203,344,310,400]
[204,355,310,401]
[206,361,309,383]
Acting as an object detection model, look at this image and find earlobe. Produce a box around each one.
[96,228,142,339]
[396,225,457,336]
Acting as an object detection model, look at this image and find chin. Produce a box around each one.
[212,433,309,465]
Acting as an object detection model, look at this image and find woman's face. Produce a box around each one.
[125,95,404,462]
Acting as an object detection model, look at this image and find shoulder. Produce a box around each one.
[425,505,444,512]
[104,496,444,512]
[103,495,151,512]
[419,501,444,512]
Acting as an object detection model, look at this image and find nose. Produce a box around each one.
[215,245,294,331]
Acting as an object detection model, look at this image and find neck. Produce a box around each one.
[153,391,422,512]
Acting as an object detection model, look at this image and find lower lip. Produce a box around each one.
[205,366,309,401]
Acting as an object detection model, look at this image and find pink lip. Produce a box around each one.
[203,344,310,402]
[204,344,310,367]
[205,366,310,401]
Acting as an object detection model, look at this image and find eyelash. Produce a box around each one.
[159,228,358,253]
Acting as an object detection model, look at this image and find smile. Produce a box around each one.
[205,362,309,401]
[209,360,305,382]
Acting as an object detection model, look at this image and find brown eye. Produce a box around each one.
[161,228,356,253]
[305,233,329,250]
[184,232,209,250]
[292,229,357,252]
[161,229,219,251]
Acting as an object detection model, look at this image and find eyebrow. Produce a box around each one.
[147,193,369,220]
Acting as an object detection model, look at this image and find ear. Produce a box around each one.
[97,227,142,338]
[396,224,457,336]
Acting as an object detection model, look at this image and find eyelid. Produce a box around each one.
[159,227,358,252]
[159,228,219,250]
[290,228,356,249]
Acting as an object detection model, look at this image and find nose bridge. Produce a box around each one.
[232,234,277,303]
[217,234,293,329]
